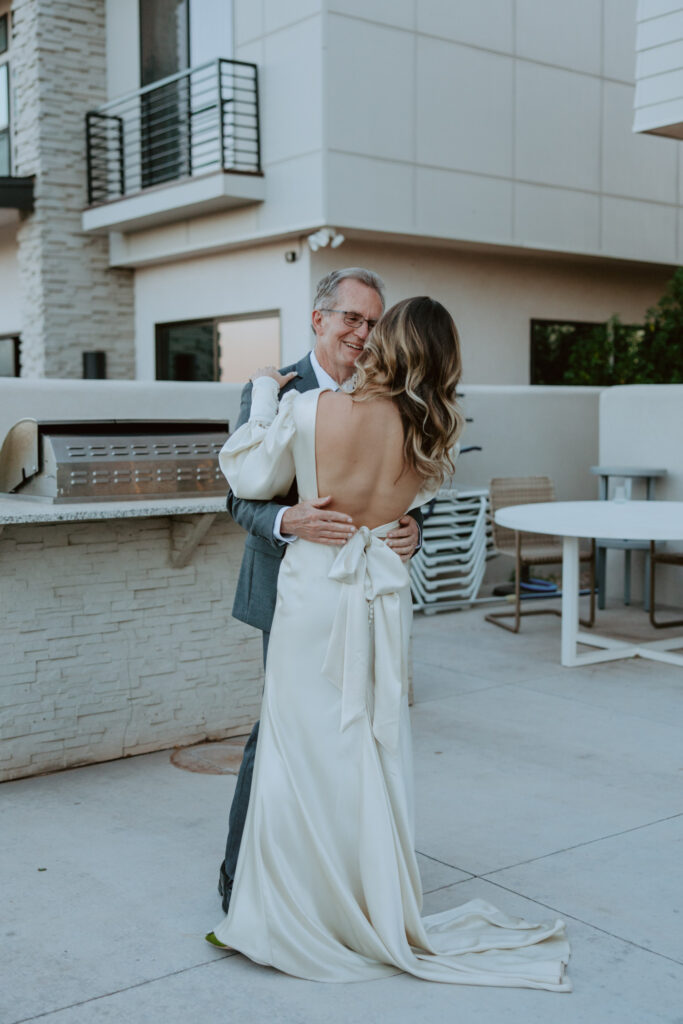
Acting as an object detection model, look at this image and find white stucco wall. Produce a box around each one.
[312,239,672,385]
[109,0,683,272]
[323,0,683,266]
[133,238,313,378]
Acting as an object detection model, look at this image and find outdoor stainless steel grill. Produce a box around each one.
[0,419,230,503]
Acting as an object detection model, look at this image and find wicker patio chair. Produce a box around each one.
[486,476,595,634]
[649,543,683,628]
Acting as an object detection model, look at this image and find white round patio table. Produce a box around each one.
[494,501,683,667]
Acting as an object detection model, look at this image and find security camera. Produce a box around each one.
[307,227,344,252]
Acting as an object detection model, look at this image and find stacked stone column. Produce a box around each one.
[12,0,134,378]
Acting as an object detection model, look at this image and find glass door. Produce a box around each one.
[139,0,190,187]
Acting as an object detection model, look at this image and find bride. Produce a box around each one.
[208,296,570,990]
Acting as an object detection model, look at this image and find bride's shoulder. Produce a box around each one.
[317,388,353,417]
[287,385,340,428]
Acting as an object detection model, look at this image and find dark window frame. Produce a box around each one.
[155,310,280,382]
[155,317,217,381]
[0,334,21,376]
[0,13,8,55]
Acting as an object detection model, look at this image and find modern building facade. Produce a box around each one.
[0,0,681,385]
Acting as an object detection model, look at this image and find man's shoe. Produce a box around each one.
[217,861,233,914]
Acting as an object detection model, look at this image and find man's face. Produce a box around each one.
[311,279,384,384]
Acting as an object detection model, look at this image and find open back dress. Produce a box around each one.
[212,378,570,991]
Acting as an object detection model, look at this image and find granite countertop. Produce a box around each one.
[0,494,228,525]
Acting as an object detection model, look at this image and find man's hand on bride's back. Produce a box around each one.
[251,366,298,389]
[281,497,356,546]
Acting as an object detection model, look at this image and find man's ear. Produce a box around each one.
[311,309,323,336]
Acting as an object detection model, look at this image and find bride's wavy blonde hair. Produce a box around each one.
[352,296,464,487]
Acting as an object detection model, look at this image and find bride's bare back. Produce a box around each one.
[315,391,424,529]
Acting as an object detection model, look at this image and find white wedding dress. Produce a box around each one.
[213,379,570,991]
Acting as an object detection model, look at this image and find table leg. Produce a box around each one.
[561,535,579,667]
[597,545,606,610]
[624,548,631,606]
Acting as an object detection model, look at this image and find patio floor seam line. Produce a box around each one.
[422,878,475,895]
[478,809,683,878]
[415,848,474,875]
[411,680,514,705]
[7,954,233,1024]
[414,660,517,685]
[478,876,683,967]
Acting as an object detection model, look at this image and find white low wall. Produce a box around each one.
[451,386,602,590]
[453,386,602,499]
[599,385,683,608]
[0,378,244,443]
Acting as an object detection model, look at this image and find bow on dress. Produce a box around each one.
[321,525,410,755]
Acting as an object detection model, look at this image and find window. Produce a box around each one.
[530,318,649,386]
[0,13,8,54]
[530,319,603,385]
[0,336,20,376]
[139,0,190,187]
[156,312,280,382]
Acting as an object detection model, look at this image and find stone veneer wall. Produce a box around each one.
[0,515,262,782]
[12,0,135,378]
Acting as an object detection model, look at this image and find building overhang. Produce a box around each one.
[633,108,683,141]
[633,2,683,141]
[82,169,265,235]
[0,176,35,215]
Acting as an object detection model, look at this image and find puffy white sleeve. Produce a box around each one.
[219,377,297,500]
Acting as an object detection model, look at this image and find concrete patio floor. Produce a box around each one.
[3,600,683,1024]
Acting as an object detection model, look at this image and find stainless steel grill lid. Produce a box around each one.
[0,419,230,503]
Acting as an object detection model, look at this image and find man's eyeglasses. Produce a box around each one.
[318,309,378,331]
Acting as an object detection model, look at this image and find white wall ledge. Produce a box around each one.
[82,170,265,235]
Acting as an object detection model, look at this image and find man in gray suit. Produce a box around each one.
[218,267,423,911]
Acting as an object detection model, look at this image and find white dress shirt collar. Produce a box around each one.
[309,349,344,391]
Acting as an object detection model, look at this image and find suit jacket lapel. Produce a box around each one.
[292,352,317,393]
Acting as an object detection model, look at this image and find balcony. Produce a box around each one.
[82,59,264,235]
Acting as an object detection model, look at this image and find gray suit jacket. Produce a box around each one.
[227,353,423,632]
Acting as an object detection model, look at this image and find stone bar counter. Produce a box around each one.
[0,379,263,783]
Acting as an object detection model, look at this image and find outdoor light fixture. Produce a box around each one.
[306,228,345,252]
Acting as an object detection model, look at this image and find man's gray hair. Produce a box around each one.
[312,268,386,323]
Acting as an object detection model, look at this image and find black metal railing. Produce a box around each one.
[85,58,261,206]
